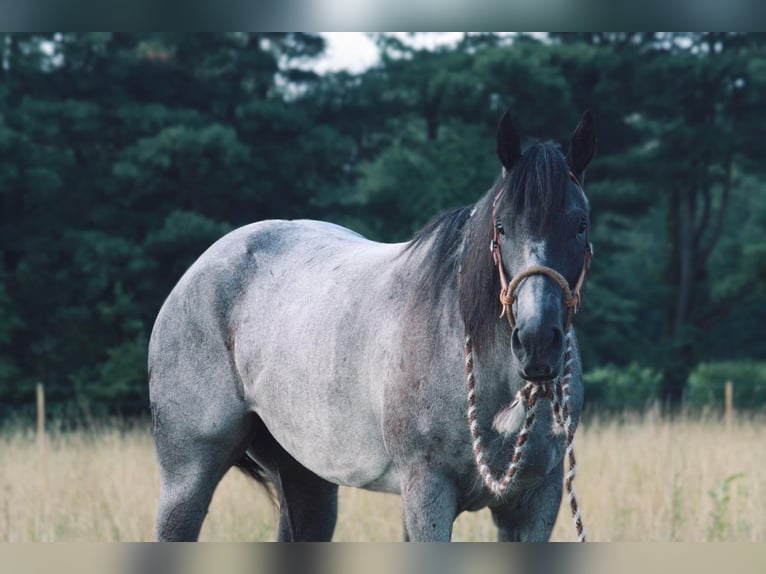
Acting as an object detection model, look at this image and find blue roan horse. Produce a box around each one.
[149,110,596,541]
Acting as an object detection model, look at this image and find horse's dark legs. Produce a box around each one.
[244,421,339,542]
[400,469,458,541]
[490,463,563,541]
[273,461,339,541]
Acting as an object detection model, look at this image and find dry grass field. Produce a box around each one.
[0,411,764,542]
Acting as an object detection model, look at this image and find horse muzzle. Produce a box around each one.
[511,323,565,382]
[504,268,571,382]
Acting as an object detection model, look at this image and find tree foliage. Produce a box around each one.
[1,33,764,417]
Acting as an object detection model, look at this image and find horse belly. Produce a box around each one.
[250,368,401,493]
[236,304,403,494]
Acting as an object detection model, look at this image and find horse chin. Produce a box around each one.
[517,370,561,384]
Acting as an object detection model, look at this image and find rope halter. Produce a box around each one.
[490,171,592,333]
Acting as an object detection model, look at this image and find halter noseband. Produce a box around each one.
[490,171,593,333]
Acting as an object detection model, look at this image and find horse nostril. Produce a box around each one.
[551,327,563,350]
[511,328,524,361]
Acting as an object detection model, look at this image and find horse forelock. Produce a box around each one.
[499,142,570,236]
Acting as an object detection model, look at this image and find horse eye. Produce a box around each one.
[495,220,505,235]
[577,222,588,236]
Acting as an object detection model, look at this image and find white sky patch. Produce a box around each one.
[294,32,547,74]
[315,33,380,73]
[314,33,526,74]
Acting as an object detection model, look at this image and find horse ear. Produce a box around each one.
[567,110,596,177]
[496,111,522,172]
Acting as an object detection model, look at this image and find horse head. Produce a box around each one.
[492,110,595,382]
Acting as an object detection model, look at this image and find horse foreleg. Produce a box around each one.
[400,469,458,541]
[490,462,563,541]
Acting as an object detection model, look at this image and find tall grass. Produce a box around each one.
[0,412,763,541]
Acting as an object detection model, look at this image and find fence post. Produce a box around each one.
[36,382,46,447]
[724,380,733,428]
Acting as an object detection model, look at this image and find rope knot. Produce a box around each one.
[563,293,580,311]
[498,288,514,319]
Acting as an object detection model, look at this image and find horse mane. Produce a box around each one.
[403,206,473,300]
[405,142,571,355]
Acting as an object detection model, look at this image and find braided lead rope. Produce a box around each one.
[550,379,564,436]
[560,344,586,541]
[464,333,587,541]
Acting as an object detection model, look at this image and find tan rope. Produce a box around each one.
[464,333,587,542]
[499,265,578,332]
